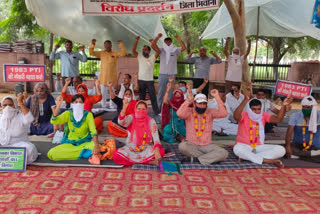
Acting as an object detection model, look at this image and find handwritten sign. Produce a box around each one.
[3,64,46,82]
[82,0,219,16]
[275,80,312,99]
[0,147,26,172]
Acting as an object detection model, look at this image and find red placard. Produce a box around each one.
[275,80,312,99]
[3,64,46,82]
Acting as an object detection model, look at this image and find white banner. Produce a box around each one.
[82,0,219,16]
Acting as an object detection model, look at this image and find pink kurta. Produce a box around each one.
[176,100,228,146]
[113,114,164,165]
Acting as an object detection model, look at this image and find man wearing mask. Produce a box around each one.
[178,79,209,100]
[226,85,244,123]
[89,39,126,108]
[224,37,251,92]
[50,40,87,86]
[132,36,160,115]
[184,47,222,96]
[177,90,229,165]
[151,33,186,110]
[233,85,292,167]
[285,96,320,163]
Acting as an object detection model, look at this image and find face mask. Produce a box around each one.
[195,106,207,114]
[135,109,148,119]
[180,87,186,93]
[143,52,149,57]
[125,97,132,103]
[302,109,312,117]
[37,93,47,99]
[71,103,84,122]
[2,106,17,120]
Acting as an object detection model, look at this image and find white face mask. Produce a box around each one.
[125,97,132,103]
[71,103,84,122]
[2,106,17,120]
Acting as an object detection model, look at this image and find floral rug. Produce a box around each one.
[1,166,320,213]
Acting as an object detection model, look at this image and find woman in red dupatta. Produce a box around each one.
[161,85,186,143]
[113,100,164,165]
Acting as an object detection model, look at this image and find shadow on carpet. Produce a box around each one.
[281,158,320,168]
[31,141,123,168]
[132,143,276,170]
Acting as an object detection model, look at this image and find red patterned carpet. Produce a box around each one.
[1,166,320,214]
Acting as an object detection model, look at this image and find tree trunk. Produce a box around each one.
[224,0,250,90]
[272,37,282,80]
[48,33,54,92]
[181,13,193,76]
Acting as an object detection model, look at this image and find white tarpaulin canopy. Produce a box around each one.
[201,0,320,40]
[25,0,166,52]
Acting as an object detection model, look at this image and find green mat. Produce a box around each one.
[31,141,124,168]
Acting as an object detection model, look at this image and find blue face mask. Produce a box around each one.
[143,52,149,57]
[180,87,186,93]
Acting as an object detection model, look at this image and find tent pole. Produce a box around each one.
[252,6,260,83]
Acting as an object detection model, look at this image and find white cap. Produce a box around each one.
[194,93,207,103]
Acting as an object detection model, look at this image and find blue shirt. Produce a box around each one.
[50,50,87,77]
[288,111,320,147]
[184,56,222,78]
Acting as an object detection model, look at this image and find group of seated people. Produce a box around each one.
[3,76,320,169]
[1,37,320,168]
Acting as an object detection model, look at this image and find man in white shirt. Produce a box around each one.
[224,37,251,92]
[226,85,245,123]
[208,90,238,135]
[132,36,160,115]
[117,73,137,100]
[151,33,186,109]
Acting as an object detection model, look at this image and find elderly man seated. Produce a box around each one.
[233,85,292,168]
[285,96,320,163]
[208,89,238,135]
[177,90,229,165]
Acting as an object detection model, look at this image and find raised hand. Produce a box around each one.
[187,91,194,104]
[65,77,72,86]
[174,35,181,40]
[17,93,24,104]
[243,86,252,100]
[149,39,153,43]
[54,44,60,51]
[283,96,293,106]
[95,79,100,87]
[135,36,140,41]
[166,82,172,91]
[226,37,231,42]
[106,81,113,88]
[210,89,219,98]
[123,96,129,107]
[79,45,85,52]
[247,39,252,44]
[186,82,192,90]
[56,96,64,106]
[168,76,174,83]
[92,39,96,45]
[157,33,163,38]
[118,40,122,44]
[204,78,209,84]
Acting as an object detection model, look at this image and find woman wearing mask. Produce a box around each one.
[0,94,38,164]
[47,94,100,161]
[27,83,56,135]
[112,100,164,165]
[106,81,137,124]
[61,77,102,112]
[161,81,186,143]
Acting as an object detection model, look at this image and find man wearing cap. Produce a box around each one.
[285,96,320,163]
[177,89,229,165]
[224,37,251,92]
[233,86,292,167]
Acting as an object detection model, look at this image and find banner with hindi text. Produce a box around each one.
[82,0,219,16]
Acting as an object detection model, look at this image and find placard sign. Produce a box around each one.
[82,0,219,16]
[275,80,312,99]
[3,64,46,82]
[0,147,26,172]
